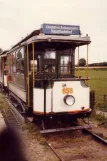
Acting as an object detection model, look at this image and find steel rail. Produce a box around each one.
[3,98,24,130]
[5,97,25,121]
[73,122,107,146]
[9,108,23,130]
[2,108,22,130]
[1,109,11,126]
[46,142,63,161]
[83,128,107,146]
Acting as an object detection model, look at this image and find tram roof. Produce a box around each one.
[12,29,41,49]
[28,34,91,46]
[11,24,91,49]
[11,30,90,49]
[0,50,9,57]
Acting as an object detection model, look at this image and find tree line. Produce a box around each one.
[78,58,107,67]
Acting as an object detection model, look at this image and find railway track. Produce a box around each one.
[83,128,107,145]
[44,127,107,161]
[1,98,25,130]
[1,96,107,160]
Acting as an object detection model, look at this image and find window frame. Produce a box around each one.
[58,48,74,78]
[16,47,25,74]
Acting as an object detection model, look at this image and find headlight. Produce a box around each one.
[64,95,75,106]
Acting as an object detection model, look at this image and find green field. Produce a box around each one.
[76,69,107,111]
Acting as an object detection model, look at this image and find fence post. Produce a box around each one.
[90,91,95,109]
[104,94,107,102]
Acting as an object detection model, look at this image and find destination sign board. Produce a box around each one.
[42,23,80,35]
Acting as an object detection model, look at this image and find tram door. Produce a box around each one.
[43,51,56,113]
[32,50,57,113]
[29,46,43,109]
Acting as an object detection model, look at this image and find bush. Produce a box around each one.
[95,114,107,128]
[98,103,107,112]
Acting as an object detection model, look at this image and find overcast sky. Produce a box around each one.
[0,0,107,63]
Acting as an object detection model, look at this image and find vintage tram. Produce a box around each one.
[0,24,93,125]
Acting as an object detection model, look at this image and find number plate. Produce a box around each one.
[62,88,73,95]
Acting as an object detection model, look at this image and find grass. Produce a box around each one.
[23,121,46,144]
[95,114,107,128]
[76,68,107,108]
[76,68,107,126]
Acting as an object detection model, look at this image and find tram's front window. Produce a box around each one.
[44,51,56,73]
[60,55,72,75]
[30,60,37,72]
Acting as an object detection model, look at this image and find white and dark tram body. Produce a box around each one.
[0,24,93,122]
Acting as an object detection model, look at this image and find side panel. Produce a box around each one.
[11,74,26,90]
[33,88,51,113]
[8,83,26,102]
[4,75,7,87]
[46,89,51,112]
[33,88,44,112]
[0,75,3,83]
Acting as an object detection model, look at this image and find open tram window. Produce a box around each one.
[30,60,37,72]
[30,53,43,73]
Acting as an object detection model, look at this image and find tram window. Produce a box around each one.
[12,52,16,73]
[37,54,42,71]
[30,60,37,72]
[16,47,24,74]
[29,51,43,73]
[60,55,71,74]
[44,51,56,59]
[8,54,12,74]
[44,51,56,73]
[6,55,9,74]
[7,54,12,74]
[20,48,24,73]
[16,49,20,73]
